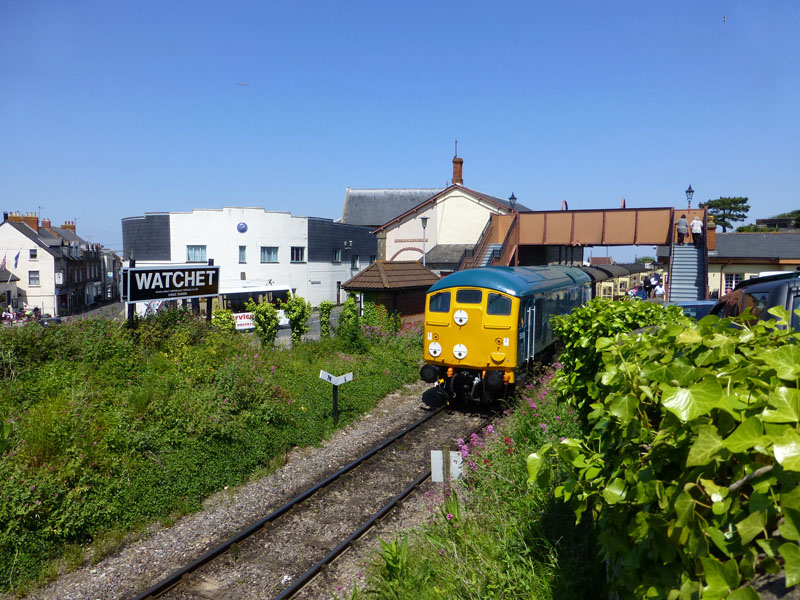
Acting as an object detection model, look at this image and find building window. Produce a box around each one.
[29,249,37,260]
[369,255,376,264]
[186,245,207,262]
[239,245,247,264]
[260,246,279,263]
[351,255,359,269]
[29,271,40,286]
[332,248,341,263]
[291,247,305,263]
[724,273,743,294]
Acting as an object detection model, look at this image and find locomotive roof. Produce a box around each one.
[427,266,591,297]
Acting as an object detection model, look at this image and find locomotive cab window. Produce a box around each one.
[456,289,482,304]
[487,293,512,316]
[429,292,451,313]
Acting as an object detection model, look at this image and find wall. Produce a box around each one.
[709,263,798,297]
[0,224,57,315]
[384,189,507,262]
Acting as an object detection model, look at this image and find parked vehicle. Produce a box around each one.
[674,300,717,320]
[709,272,800,329]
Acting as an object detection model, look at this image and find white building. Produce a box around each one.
[122,207,376,307]
[0,212,106,316]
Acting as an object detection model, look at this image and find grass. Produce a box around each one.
[349,366,604,600]
[0,306,422,594]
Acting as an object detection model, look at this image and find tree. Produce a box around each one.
[698,197,750,232]
[635,256,655,264]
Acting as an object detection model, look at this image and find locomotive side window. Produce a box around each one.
[487,293,511,315]
[429,292,451,313]
[456,289,482,304]
[792,296,800,331]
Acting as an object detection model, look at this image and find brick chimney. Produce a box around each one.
[452,156,463,186]
[7,211,23,223]
[41,218,52,231]
[22,212,39,232]
[61,220,76,232]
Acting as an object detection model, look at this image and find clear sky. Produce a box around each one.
[2,1,798,260]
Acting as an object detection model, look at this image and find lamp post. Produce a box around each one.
[420,216,428,267]
[685,185,694,210]
[508,193,517,212]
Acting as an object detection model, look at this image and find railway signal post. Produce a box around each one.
[319,370,353,425]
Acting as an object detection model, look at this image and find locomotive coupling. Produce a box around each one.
[484,370,504,391]
[420,364,440,384]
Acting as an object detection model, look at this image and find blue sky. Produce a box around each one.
[2,1,798,260]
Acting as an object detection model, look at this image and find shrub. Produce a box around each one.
[336,296,366,352]
[282,295,312,342]
[536,302,800,597]
[318,301,334,337]
[210,308,235,333]
[245,298,279,345]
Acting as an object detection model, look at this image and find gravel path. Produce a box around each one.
[9,380,450,600]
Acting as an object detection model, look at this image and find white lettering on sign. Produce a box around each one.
[134,270,217,291]
[319,370,354,386]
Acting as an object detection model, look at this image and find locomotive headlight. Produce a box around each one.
[454,310,468,326]
[453,344,468,360]
[428,341,442,357]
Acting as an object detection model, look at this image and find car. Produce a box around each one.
[675,300,718,320]
[39,317,62,327]
[709,272,800,329]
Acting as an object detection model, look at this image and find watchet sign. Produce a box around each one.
[123,265,220,303]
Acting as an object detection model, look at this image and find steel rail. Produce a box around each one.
[274,414,497,600]
[131,405,446,600]
[274,469,431,600]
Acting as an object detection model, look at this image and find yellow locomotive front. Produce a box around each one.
[420,284,520,402]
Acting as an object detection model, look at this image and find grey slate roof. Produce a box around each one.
[0,267,19,282]
[711,233,800,259]
[425,244,474,265]
[341,188,444,228]
[656,233,800,260]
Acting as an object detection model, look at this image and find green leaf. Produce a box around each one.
[662,377,726,422]
[595,336,614,350]
[774,429,800,471]
[780,542,800,587]
[736,510,767,545]
[701,555,739,592]
[602,478,627,505]
[686,425,724,467]
[762,346,800,380]
[674,490,694,527]
[723,417,765,453]
[677,328,703,345]
[728,588,760,600]
[779,508,800,541]
[762,386,800,423]
[526,446,550,486]
[609,394,638,425]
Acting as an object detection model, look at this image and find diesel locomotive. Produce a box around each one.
[419,265,592,402]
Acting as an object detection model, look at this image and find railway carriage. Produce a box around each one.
[420,265,592,402]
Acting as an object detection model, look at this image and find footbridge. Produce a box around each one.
[457,202,713,301]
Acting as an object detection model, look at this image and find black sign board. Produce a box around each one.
[123,265,220,303]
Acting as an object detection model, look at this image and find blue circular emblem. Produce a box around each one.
[237,222,248,233]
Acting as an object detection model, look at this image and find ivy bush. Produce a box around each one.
[245,297,279,344]
[535,302,800,598]
[318,300,334,338]
[210,308,235,333]
[282,294,312,342]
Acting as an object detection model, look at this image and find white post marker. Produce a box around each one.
[431,450,464,483]
[320,370,353,425]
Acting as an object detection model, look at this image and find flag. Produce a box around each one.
[13,251,20,269]
[0,253,5,271]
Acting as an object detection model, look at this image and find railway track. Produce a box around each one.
[132,401,491,600]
